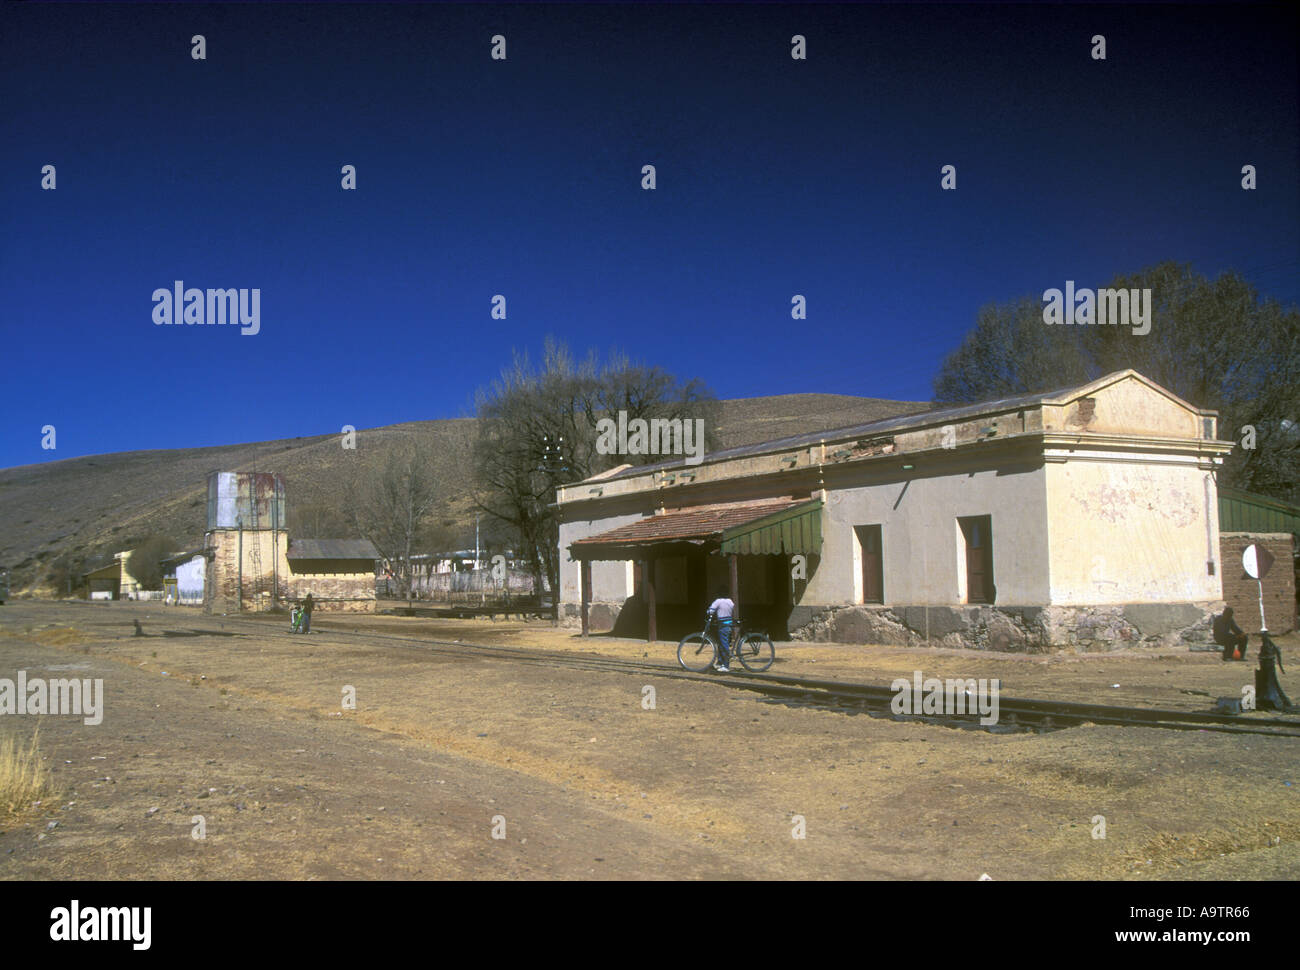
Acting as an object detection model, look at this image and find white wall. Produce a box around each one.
[176,555,205,602]
[558,510,647,603]
[812,461,1051,606]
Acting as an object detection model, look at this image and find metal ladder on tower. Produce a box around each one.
[245,470,264,612]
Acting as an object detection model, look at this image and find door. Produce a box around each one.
[959,515,994,604]
[857,525,883,604]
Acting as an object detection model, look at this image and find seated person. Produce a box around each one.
[1212,606,1247,661]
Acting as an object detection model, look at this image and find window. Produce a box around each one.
[855,524,883,604]
[958,515,995,604]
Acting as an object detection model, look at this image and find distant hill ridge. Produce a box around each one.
[0,393,928,592]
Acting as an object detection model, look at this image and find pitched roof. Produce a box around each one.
[287,539,380,560]
[593,369,1187,481]
[161,548,209,566]
[572,500,800,548]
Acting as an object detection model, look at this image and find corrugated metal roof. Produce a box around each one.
[592,369,1185,482]
[572,500,800,548]
[597,389,1062,480]
[287,539,380,560]
[1219,487,1300,536]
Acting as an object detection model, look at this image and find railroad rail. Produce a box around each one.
[37,603,1300,740]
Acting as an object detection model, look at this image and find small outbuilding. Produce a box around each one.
[286,539,380,613]
[84,561,121,601]
[162,549,210,606]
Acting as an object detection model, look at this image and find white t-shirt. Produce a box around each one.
[708,597,735,619]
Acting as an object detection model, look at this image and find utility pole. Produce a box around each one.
[236,514,243,614]
[476,512,483,605]
[536,432,571,620]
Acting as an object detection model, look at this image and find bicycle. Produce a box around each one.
[677,614,775,673]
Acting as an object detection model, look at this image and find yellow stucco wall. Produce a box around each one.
[1042,376,1204,438]
[1045,459,1221,604]
[116,552,139,596]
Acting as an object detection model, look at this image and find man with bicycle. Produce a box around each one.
[706,587,736,673]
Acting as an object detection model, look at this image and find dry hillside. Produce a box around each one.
[0,393,927,594]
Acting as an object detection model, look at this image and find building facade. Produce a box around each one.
[557,370,1235,650]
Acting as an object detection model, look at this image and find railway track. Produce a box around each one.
[58,605,1300,740]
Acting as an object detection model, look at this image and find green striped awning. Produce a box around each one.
[719,499,823,555]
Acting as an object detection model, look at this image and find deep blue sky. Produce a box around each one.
[3,2,1297,469]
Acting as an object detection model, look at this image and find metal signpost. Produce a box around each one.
[1241,543,1276,632]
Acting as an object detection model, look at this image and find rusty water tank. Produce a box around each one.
[206,472,286,530]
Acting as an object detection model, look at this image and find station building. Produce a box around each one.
[557,370,1239,650]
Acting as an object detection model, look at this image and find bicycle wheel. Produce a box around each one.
[677,632,718,672]
[737,632,775,672]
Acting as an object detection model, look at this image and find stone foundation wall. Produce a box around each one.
[561,602,622,632]
[563,599,1221,652]
[787,602,1221,652]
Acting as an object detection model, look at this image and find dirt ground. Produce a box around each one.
[1,599,1297,880]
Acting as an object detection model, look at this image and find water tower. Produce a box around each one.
[203,471,288,613]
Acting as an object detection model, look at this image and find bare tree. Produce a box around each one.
[45,551,87,598]
[288,502,355,540]
[933,263,1300,503]
[125,535,177,591]
[346,443,440,603]
[473,338,720,617]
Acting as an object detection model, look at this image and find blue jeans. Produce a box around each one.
[716,620,733,664]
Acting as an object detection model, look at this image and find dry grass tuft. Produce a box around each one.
[0,728,60,818]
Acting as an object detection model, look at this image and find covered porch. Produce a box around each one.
[568,499,822,641]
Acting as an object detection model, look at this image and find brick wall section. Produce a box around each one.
[1219,533,1296,634]
[285,571,376,612]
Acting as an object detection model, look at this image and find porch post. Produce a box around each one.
[580,558,591,638]
[728,553,739,622]
[644,557,657,643]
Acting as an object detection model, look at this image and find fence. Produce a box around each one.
[122,589,202,605]
[379,568,548,604]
